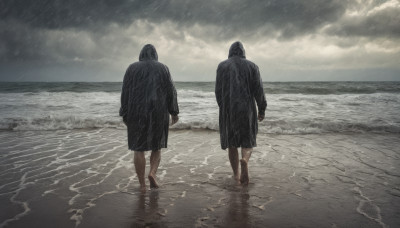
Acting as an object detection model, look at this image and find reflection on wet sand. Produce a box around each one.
[223,188,251,228]
[1,129,399,228]
[132,191,162,228]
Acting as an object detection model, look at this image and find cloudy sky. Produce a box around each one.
[1,0,399,81]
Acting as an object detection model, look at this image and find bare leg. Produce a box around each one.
[228,147,240,184]
[148,150,161,189]
[240,148,252,185]
[134,151,146,192]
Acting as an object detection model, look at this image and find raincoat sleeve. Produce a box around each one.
[119,66,130,121]
[252,66,267,116]
[215,65,222,107]
[165,66,179,116]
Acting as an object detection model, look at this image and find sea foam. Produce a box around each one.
[1,82,399,134]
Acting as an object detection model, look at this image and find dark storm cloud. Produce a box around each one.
[0,0,347,62]
[1,0,346,37]
[0,20,48,62]
[0,0,399,81]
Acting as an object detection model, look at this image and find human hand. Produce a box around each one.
[171,115,179,125]
[258,114,264,122]
[123,116,128,126]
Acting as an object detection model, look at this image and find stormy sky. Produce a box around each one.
[1,0,399,81]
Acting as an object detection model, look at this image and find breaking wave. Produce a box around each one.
[1,115,399,134]
[1,82,399,134]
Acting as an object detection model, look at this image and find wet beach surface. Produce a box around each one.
[0,129,399,228]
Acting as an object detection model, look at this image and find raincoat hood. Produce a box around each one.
[139,44,158,61]
[228,41,246,58]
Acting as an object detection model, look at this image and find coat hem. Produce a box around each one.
[128,145,167,152]
[221,143,257,150]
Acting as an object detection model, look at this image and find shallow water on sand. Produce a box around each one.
[0,129,399,228]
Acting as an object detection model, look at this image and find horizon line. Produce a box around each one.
[1,80,400,83]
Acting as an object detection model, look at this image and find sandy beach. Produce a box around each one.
[0,129,399,228]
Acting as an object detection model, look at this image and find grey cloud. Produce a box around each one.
[0,21,141,63]
[149,0,347,39]
[0,0,150,29]
[326,5,400,39]
[0,0,347,63]
[0,20,67,65]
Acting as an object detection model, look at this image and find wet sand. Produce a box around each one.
[0,129,399,228]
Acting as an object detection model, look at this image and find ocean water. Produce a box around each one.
[0,81,399,134]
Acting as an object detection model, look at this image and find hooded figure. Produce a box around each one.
[215,41,267,184]
[216,41,267,149]
[120,44,179,152]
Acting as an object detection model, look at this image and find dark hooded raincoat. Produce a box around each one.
[215,41,267,149]
[120,44,179,151]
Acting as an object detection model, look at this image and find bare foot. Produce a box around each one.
[240,159,249,185]
[140,185,147,193]
[233,175,241,185]
[148,174,159,189]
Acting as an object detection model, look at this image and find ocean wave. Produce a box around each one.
[1,116,399,134]
[2,82,400,94]
[0,116,125,131]
[258,120,400,134]
[177,89,215,98]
